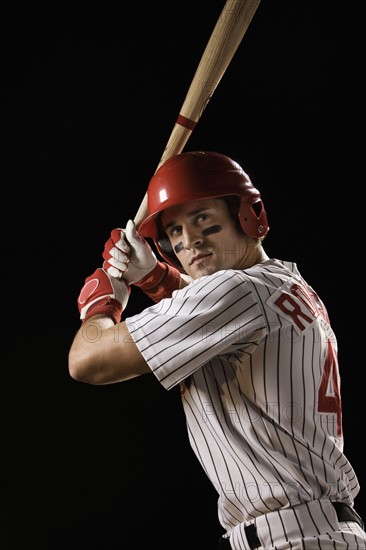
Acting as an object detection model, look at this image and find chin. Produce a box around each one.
[191,264,217,278]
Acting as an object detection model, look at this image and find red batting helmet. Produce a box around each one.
[138,151,269,269]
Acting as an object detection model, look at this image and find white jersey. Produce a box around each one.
[125,259,360,535]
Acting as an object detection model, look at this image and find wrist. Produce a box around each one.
[134,261,167,290]
[82,297,124,324]
[135,261,182,302]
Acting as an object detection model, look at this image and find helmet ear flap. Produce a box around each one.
[156,236,183,271]
[155,215,184,271]
[238,199,268,237]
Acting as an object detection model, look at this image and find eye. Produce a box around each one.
[168,225,182,238]
[194,212,210,224]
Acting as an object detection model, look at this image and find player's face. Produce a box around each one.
[160,198,249,279]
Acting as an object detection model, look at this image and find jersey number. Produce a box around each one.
[317,339,342,437]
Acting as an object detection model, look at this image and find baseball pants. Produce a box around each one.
[217,500,365,549]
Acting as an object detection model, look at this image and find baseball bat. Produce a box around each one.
[134,0,261,228]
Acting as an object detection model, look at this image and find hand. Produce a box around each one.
[102,228,131,279]
[103,220,157,284]
[77,268,130,324]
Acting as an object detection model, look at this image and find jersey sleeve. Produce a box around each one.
[125,269,266,390]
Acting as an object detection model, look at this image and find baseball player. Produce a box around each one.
[69,151,366,549]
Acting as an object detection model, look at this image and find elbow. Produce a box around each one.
[68,348,98,384]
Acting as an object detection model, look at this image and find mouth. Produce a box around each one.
[190,253,212,266]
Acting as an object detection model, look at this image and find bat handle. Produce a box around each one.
[134,194,149,229]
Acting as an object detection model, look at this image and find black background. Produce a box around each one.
[1,2,362,549]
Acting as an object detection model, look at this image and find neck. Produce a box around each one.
[237,239,269,270]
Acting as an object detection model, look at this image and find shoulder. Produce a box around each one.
[182,269,248,295]
[239,259,301,285]
[162,269,255,315]
[180,262,292,296]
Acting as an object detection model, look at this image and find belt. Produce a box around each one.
[219,501,364,550]
[332,501,364,530]
[218,525,260,550]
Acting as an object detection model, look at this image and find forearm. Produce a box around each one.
[69,222,191,386]
[68,316,150,385]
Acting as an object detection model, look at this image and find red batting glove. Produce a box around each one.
[77,268,130,324]
[102,228,130,279]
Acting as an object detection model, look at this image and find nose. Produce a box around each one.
[181,226,203,250]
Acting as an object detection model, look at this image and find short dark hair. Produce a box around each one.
[221,196,241,230]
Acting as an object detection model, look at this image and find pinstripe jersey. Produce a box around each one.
[125,259,360,534]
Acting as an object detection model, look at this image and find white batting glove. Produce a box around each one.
[121,220,158,284]
[103,220,183,302]
[103,220,157,283]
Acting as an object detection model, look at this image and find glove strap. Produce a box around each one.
[135,261,182,302]
[83,297,123,324]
